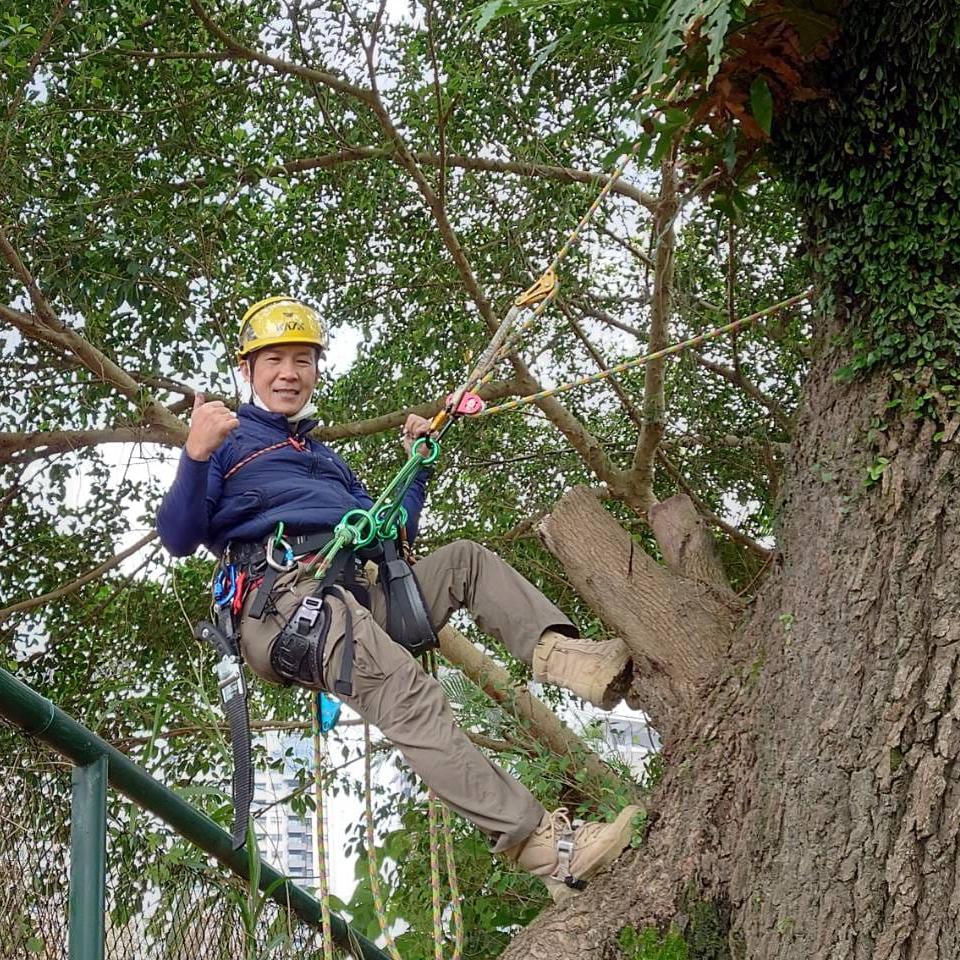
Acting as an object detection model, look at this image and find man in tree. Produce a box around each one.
[156,295,639,895]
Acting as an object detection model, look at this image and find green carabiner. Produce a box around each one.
[274,521,285,547]
[412,436,441,465]
[335,509,378,548]
[375,504,408,542]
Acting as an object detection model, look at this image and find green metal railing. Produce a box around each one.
[0,666,390,960]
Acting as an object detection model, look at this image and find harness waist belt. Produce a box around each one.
[226,529,335,567]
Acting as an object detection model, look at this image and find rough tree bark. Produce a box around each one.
[504,326,960,960]
[500,3,960,958]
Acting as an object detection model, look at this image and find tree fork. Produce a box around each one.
[539,486,739,737]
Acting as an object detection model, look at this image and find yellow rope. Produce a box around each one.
[362,661,464,960]
[363,721,404,960]
[311,697,335,960]
[424,651,463,960]
[477,290,812,418]
[428,792,443,960]
[473,145,645,389]
[440,803,463,957]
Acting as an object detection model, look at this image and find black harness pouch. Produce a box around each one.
[378,539,439,657]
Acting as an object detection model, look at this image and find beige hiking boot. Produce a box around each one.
[507,806,641,901]
[532,630,632,710]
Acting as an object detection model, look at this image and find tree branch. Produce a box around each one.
[556,298,645,433]
[539,486,739,737]
[0,380,520,467]
[691,349,794,435]
[189,0,378,106]
[0,262,186,439]
[315,378,519,441]
[438,624,640,804]
[655,450,772,560]
[0,531,159,625]
[631,160,678,502]
[0,426,182,466]
[94,148,655,211]
[647,493,735,594]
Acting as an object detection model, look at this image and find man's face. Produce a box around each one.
[243,343,320,416]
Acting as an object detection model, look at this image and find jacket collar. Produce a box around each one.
[238,402,319,436]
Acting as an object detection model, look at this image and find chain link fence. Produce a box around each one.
[0,724,355,960]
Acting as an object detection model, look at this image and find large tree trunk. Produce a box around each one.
[501,2,960,957]
[502,331,960,960]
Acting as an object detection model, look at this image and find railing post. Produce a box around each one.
[69,754,107,960]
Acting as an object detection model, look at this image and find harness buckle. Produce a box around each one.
[215,655,246,704]
[294,595,325,633]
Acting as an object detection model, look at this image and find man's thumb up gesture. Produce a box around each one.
[185,391,239,461]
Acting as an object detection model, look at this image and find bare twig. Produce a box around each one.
[0,531,160,624]
[555,298,645,432]
[190,0,377,106]
[425,0,448,206]
[631,159,677,499]
[691,349,794,435]
[567,297,647,340]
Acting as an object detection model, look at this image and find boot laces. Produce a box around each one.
[545,807,574,841]
[544,809,586,889]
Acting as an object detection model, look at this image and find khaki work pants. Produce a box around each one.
[239,539,574,850]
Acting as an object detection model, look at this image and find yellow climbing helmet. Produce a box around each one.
[237,296,329,359]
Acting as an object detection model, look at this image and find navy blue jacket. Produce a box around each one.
[156,404,430,556]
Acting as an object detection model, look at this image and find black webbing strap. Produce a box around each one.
[307,551,358,698]
[328,585,356,697]
[248,538,295,620]
[195,612,253,849]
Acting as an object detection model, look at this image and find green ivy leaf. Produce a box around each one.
[750,76,773,136]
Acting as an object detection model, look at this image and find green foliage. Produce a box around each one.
[617,893,729,960]
[776,2,960,420]
[1,0,815,950]
[619,925,689,960]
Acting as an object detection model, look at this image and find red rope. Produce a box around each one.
[223,435,307,480]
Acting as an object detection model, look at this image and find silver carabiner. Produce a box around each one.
[265,534,297,572]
